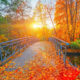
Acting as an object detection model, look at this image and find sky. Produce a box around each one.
[0,0,56,26]
[31,0,56,9]
[31,0,56,28]
[31,0,38,8]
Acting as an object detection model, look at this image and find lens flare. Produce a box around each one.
[33,23,42,29]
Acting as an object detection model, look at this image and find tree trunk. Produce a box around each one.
[69,0,75,41]
[65,0,71,41]
[74,0,78,39]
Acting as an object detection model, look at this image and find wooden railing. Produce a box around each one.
[0,36,39,64]
[49,37,76,68]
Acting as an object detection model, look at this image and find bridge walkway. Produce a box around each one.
[0,41,79,80]
[5,41,56,71]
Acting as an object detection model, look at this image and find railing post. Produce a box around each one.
[56,43,58,55]
[0,47,2,62]
[64,46,67,67]
[59,45,62,59]
[19,40,21,53]
[74,56,77,67]
[12,43,13,55]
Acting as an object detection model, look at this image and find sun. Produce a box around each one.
[33,23,42,29]
[33,24,38,28]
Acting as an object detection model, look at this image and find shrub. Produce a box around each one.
[70,40,80,49]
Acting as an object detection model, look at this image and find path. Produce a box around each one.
[0,41,79,80]
[5,41,56,71]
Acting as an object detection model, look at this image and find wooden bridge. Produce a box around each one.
[0,36,69,66]
[0,36,80,79]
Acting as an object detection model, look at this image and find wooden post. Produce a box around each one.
[19,41,21,54]
[11,43,13,55]
[0,47,2,62]
[56,44,58,55]
[64,46,67,67]
[59,45,62,59]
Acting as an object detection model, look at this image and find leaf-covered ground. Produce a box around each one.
[0,41,80,80]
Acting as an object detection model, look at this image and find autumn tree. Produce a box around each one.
[0,0,32,22]
[54,0,80,42]
[0,0,32,41]
[33,0,55,39]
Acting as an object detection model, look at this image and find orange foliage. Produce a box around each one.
[0,43,79,80]
[54,0,80,42]
[0,35,8,43]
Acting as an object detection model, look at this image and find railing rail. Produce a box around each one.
[49,37,76,68]
[50,36,69,45]
[0,36,39,63]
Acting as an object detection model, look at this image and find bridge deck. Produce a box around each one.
[0,41,79,80]
[5,41,55,71]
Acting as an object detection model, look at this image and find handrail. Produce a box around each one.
[0,36,32,45]
[49,37,70,45]
[0,36,39,63]
[49,37,77,69]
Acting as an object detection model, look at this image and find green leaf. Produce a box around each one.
[1,0,9,5]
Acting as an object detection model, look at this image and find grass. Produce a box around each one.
[70,40,80,49]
